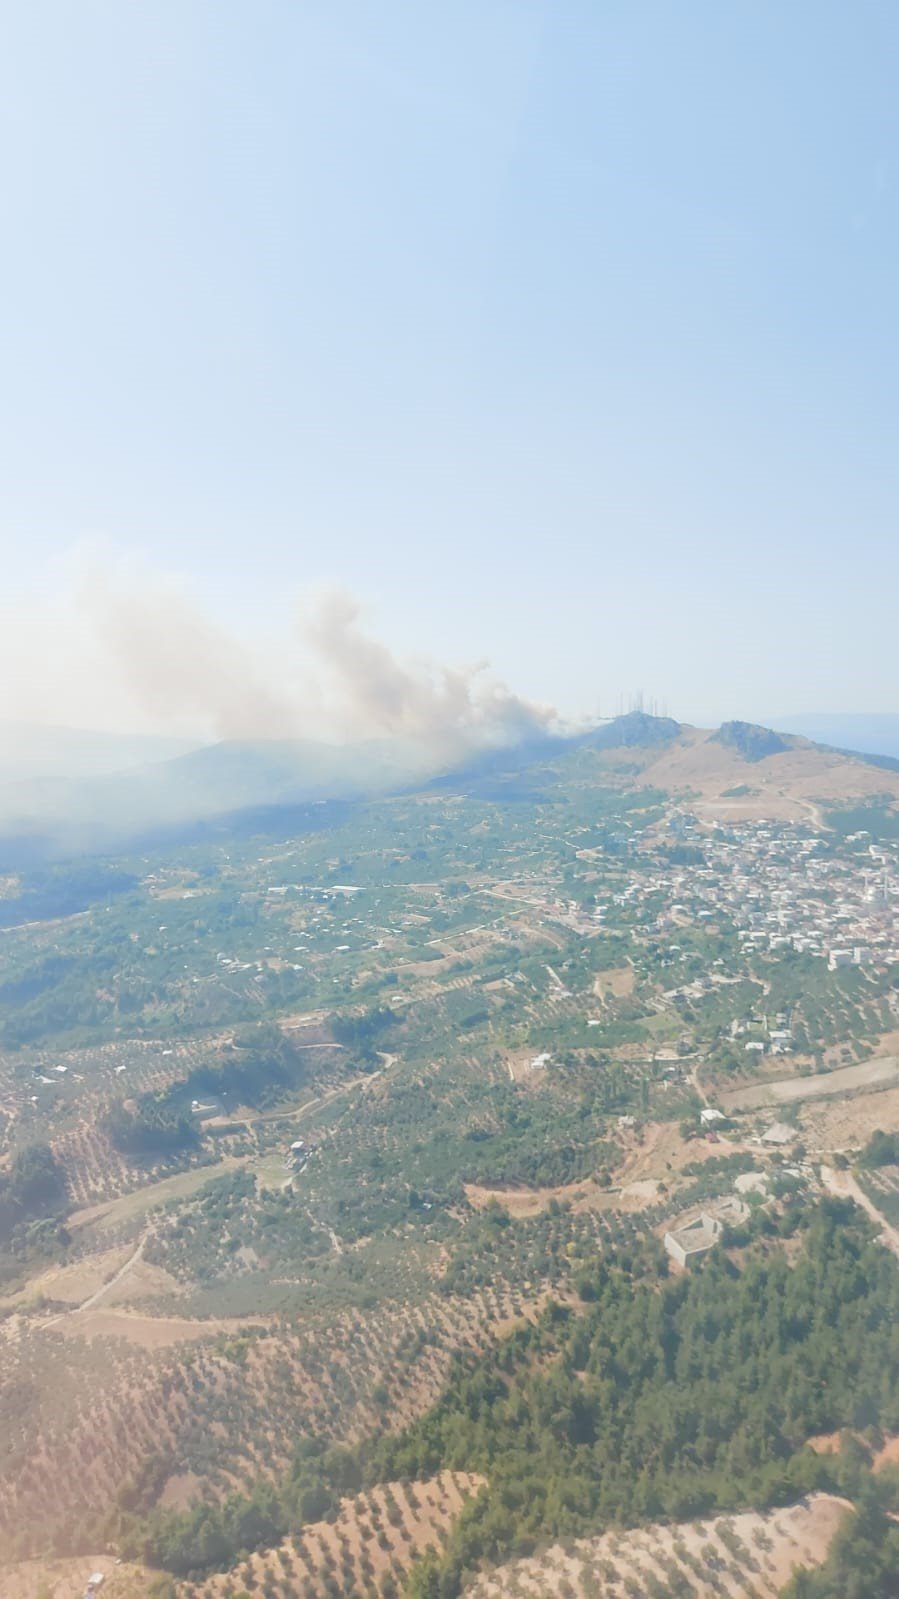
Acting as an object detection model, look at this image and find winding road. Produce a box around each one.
[40,1232,150,1331]
[820,1165,899,1259]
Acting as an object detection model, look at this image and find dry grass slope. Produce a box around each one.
[623,727,899,825]
[0,1282,534,1560]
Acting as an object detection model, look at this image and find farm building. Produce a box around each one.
[664,1212,724,1268]
[762,1122,795,1146]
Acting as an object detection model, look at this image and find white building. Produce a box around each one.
[664,1213,724,1268]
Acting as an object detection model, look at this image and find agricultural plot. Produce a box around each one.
[463,1494,848,1598]
[197,1471,484,1599]
[53,1119,218,1211]
[719,1054,899,1112]
[798,1084,899,1154]
[2,765,899,1592]
[0,1174,660,1564]
[0,1270,547,1561]
[858,1163,899,1227]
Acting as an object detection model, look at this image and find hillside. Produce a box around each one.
[463,1495,849,1599]
[711,720,796,761]
[2,727,899,1595]
[585,717,899,826]
[774,713,899,763]
[6,710,899,863]
[0,724,198,785]
[0,737,436,863]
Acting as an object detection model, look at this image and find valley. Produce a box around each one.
[1,718,899,1599]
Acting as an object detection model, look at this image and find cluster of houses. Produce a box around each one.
[648,818,899,967]
[494,818,899,985]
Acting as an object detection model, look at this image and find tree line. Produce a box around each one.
[123,1199,899,1591]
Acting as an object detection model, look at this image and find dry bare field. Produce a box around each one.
[618,726,899,824]
[0,1554,155,1599]
[463,1494,849,1598]
[799,1083,899,1150]
[719,1054,899,1111]
[592,965,634,999]
[0,1244,135,1310]
[66,1157,248,1236]
[54,1307,271,1347]
[463,1178,660,1219]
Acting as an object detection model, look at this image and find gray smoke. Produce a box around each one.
[301,588,555,757]
[77,566,305,742]
[0,557,556,757]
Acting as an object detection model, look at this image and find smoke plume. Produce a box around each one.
[0,554,556,760]
[302,588,555,757]
[77,565,305,742]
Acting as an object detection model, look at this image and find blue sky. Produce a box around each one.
[2,1,898,733]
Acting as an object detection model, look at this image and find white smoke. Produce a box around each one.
[0,553,556,759]
[301,587,555,757]
[76,563,307,742]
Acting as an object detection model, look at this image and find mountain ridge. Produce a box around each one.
[3,712,899,864]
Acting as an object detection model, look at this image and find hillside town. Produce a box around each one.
[645,815,899,968]
[503,815,899,974]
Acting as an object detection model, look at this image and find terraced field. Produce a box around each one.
[0,1275,549,1559]
[463,1495,849,1598]
[199,1471,484,1599]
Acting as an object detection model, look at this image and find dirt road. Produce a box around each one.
[40,1233,149,1330]
[721,1054,899,1111]
[820,1165,899,1259]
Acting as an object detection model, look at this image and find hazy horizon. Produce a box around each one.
[8,700,899,754]
[2,4,898,737]
[4,12,899,1586]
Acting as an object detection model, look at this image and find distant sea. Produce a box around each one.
[772,714,899,762]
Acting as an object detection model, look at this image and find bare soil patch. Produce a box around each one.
[805,1431,899,1473]
[101,1258,182,1305]
[158,1470,206,1510]
[806,1432,844,1456]
[0,1245,133,1310]
[874,1435,899,1471]
[463,1178,658,1218]
[56,1308,270,1348]
[0,1556,154,1599]
[800,1084,899,1152]
[502,1047,557,1084]
[593,965,634,999]
[610,1120,756,1185]
[720,1055,899,1112]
